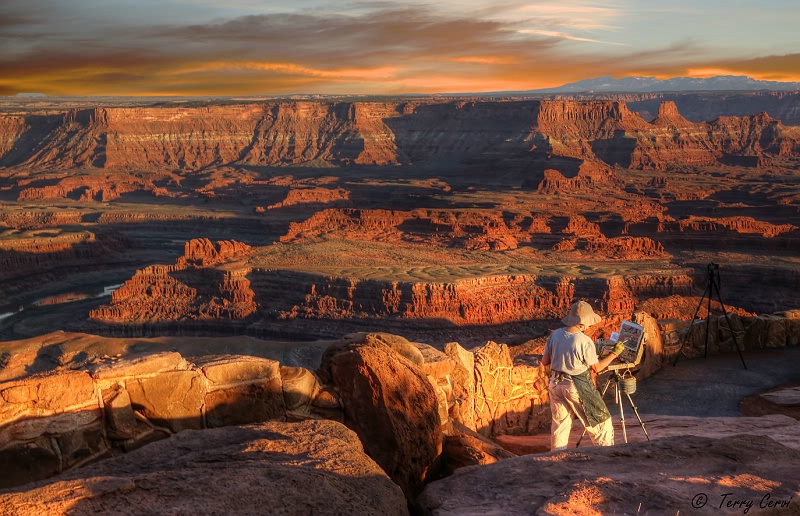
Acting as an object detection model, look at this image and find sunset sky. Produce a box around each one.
[2,0,799,96]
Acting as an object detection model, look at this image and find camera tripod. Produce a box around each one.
[577,369,650,446]
[674,263,747,369]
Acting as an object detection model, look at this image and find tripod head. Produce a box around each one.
[706,262,721,287]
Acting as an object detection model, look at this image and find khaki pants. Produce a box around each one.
[549,377,614,451]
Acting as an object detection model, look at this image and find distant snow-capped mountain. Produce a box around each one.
[531,75,800,93]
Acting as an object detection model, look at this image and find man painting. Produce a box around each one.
[541,300,624,451]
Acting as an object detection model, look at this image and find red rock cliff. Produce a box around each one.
[2,100,797,171]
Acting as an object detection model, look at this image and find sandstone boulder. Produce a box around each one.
[280,365,320,418]
[125,370,206,433]
[0,370,107,488]
[325,338,442,499]
[88,351,191,380]
[473,341,549,437]
[438,421,516,478]
[443,341,477,431]
[0,420,409,516]
[199,355,285,428]
[342,332,425,366]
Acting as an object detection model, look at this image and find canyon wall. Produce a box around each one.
[89,239,694,328]
[2,100,798,172]
[0,231,125,281]
[616,91,800,126]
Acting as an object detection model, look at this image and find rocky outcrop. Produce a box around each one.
[15,172,173,202]
[674,216,797,238]
[473,342,549,436]
[89,238,255,322]
[179,238,251,267]
[553,235,667,259]
[280,208,524,251]
[620,90,800,126]
[0,211,84,229]
[3,314,799,500]
[418,432,800,515]
[277,206,690,258]
[92,260,694,331]
[319,335,442,499]
[0,329,547,499]
[0,350,321,489]
[267,186,351,209]
[279,272,694,324]
[0,420,410,516]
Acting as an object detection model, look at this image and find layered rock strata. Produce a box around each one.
[91,258,694,330]
[0,329,556,493]
[2,100,798,172]
[89,238,255,322]
[0,231,125,281]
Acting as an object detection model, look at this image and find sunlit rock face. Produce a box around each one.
[0,420,410,516]
[1,100,798,171]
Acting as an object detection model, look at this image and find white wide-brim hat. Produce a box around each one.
[561,300,602,327]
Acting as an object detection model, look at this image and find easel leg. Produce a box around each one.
[624,393,650,441]
[616,381,628,443]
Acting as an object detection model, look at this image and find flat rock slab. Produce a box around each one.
[761,387,800,406]
[497,414,800,454]
[0,420,409,516]
[419,434,800,515]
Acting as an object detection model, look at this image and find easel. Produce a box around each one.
[577,323,650,446]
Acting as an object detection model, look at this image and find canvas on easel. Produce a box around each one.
[596,320,645,370]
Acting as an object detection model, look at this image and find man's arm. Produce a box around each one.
[541,334,553,367]
[590,341,624,373]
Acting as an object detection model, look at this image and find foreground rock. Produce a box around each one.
[418,434,800,515]
[0,420,409,516]
[319,334,442,499]
[742,383,800,421]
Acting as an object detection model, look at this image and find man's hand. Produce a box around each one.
[611,341,625,356]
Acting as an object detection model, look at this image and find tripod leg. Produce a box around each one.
[674,282,711,366]
[576,376,613,448]
[616,381,627,444]
[710,278,748,370]
[704,281,714,359]
[624,393,651,441]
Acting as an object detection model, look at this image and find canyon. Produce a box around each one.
[0,94,799,512]
[1,97,798,342]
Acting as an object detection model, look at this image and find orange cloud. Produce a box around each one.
[0,3,797,96]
